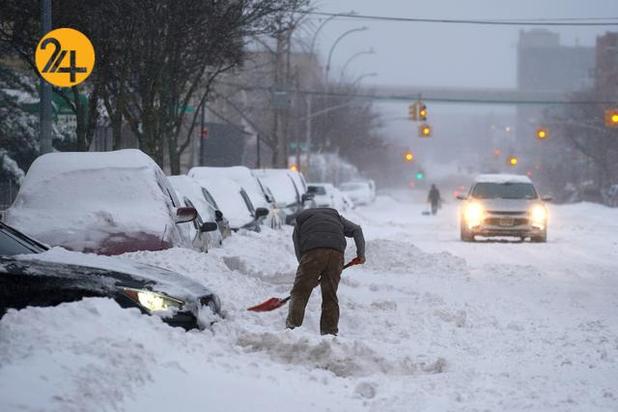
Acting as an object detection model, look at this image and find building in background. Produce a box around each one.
[595,32,618,98]
[516,29,595,173]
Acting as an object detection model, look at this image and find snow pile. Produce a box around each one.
[363,238,467,276]
[0,299,361,412]
[209,228,298,281]
[236,331,446,378]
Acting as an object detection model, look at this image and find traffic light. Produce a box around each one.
[404,150,414,162]
[415,171,425,180]
[408,102,418,121]
[418,103,427,121]
[419,124,431,137]
[536,128,549,140]
[605,108,618,128]
[289,164,298,172]
[507,156,519,167]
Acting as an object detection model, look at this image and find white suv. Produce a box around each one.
[457,174,552,243]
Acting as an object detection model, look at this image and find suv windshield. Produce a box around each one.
[341,183,366,191]
[471,182,538,200]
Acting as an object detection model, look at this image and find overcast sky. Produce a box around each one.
[312,0,618,89]
[304,0,618,146]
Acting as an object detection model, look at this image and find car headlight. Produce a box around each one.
[529,204,547,227]
[464,202,485,229]
[121,288,184,313]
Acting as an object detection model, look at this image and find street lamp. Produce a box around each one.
[308,11,356,56]
[351,72,377,87]
[325,26,369,81]
[339,48,375,81]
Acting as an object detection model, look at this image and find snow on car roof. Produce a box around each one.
[188,166,268,209]
[474,174,532,184]
[23,149,159,176]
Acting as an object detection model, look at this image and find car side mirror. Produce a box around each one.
[456,195,467,200]
[175,207,197,224]
[215,210,223,222]
[301,193,314,203]
[541,196,553,202]
[255,207,269,219]
[200,222,219,232]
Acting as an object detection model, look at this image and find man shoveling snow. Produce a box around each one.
[286,208,365,336]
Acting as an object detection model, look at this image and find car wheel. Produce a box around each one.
[460,225,475,242]
[531,230,547,243]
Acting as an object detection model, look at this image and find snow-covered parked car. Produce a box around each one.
[253,169,313,225]
[288,170,314,207]
[339,180,374,206]
[190,174,268,232]
[188,166,283,229]
[168,175,224,250]
[457,174,552,242]
[0,221,221,330]
[4,150,198,255]
[308,183,351,211]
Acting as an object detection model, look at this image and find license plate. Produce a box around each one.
[499,217,515,227]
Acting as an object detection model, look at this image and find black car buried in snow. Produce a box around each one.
[0,221,221,330]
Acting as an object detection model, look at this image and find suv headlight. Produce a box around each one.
[121,288,184,313]
[529,205,547,227]
[464,202,484,229]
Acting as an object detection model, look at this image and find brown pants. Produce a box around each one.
[286,248,344,335]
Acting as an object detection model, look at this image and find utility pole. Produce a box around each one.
[39,0,53,154]
[199,102,206,166]
[303,95,312,171]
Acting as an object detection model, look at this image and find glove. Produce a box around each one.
[353,256,366,265]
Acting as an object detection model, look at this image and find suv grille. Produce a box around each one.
[486,211,527,216]
[485,217,529,226]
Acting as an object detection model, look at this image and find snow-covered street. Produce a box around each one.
[1,193,617,412]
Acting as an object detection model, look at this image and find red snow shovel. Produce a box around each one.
[247,257,363,312]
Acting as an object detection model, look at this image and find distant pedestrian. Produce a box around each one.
[428,184,442,215]
[287,208,365,336]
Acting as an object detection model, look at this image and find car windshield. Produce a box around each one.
[0,223,47,255]
[308,186,327,195]
[471,182,538,199]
